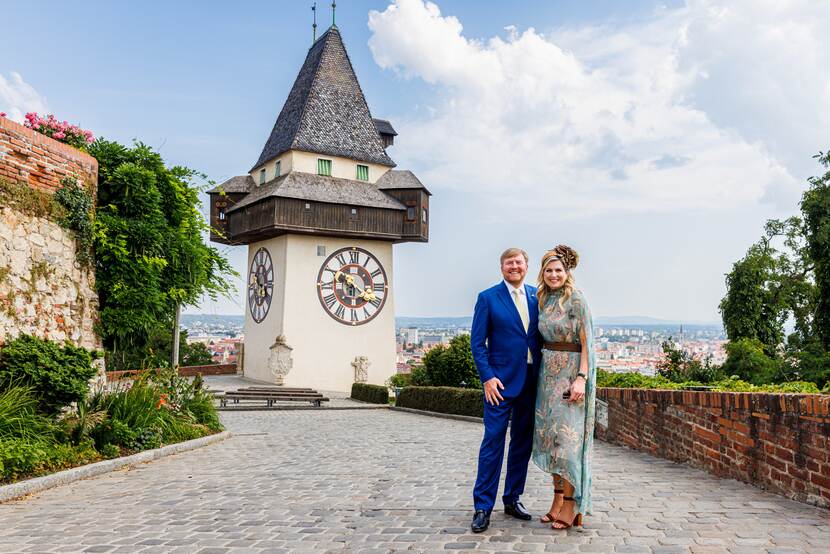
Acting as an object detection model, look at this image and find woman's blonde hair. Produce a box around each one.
[537,245,579,309]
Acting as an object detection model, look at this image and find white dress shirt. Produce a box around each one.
[503,280,533,363]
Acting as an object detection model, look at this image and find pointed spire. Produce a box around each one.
[331,1,337,27]
[252,27,395,171]
[312,2,317,43]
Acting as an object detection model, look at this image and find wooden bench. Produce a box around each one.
[236,386,316,393]
[218,391,329,408]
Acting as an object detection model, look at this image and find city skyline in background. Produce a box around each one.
[2,0,828,323]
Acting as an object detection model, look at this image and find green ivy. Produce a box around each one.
[55,176,95,267]
[87,139,237,370]
[0,177,65,220]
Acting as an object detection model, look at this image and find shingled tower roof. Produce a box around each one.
[251,27,395,170]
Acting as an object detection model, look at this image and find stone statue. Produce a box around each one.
[352,355,370,383]
[268,334,293,385]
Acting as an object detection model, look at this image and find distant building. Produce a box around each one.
[401,327,419,344]
[421,334,446,349]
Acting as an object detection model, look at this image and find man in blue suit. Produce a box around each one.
[470,248,541,533]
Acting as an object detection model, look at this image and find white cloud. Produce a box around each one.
[0,71,49,121]
[367,0,829,218]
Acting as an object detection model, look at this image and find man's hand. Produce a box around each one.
[484,377,505,406]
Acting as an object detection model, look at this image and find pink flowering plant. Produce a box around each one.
[24,112,94,150]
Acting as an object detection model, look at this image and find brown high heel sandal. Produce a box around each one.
[551,497,583,529]
[539,488,564,523]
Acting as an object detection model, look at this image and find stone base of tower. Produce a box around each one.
[242,234,396,393]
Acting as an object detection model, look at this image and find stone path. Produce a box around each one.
[1,409,828,553]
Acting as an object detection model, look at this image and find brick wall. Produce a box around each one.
[0,117,102,353]
[0,117,97,192]
[596,388,830,508]
[106,364,238,380]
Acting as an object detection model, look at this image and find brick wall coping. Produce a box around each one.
[0,117,97,168]
[106,363,237,380]
[598,387,830,419]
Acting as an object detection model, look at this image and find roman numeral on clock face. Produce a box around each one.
[248,247,274,324]
[316,246,388,326]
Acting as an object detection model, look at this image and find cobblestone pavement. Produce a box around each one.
[1,410,828,553]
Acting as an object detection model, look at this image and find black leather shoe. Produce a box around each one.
[504,501,532,521]
[471,509,491,533]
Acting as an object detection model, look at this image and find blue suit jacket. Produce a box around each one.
[471,282,542,398]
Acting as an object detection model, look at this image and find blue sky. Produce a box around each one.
[3,1,828,322]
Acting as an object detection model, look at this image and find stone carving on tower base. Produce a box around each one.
[268,335,293,385]
[352,355,370,384]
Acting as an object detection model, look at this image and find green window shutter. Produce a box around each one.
[317,159,332,176]
[259,168,266,185]
[275,160,281,177]
[356,164,369,181]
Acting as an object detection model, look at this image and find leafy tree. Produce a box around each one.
[801,150,830,350]
[719,218,811,356]
[721,338,781,385]
[181,341,214,366]
[415,335,480,389]
[88,140,236,370]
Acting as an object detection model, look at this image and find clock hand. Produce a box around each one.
[335,270,366,293]
[334,270,376,302]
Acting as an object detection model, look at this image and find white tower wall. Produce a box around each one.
[243,234,396,393]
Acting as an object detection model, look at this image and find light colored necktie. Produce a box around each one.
[512,289,529,332]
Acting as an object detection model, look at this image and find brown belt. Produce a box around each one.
[543,341,582,352]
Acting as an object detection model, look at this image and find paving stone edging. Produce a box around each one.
[0,430,231,504]
[390,406,483,424]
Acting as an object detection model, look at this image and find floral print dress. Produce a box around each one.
[531,288,596,515]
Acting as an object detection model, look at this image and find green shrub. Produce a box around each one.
[0,439,45,481]
[351,383,389,404]
[0,437,98,483]
[722,338,782,384]
[596,369,683,390]
[148,368,223,431]
[100,380,165,433]
[134,427,162,450]
[420,335,481,388]
[0,334,100,414]
[387,372,412,389]
[92,418,138,450]
[396,386,484,418]
[100,443,120,458]
[182,393,222,431]
[597,369,825,394]
[0,385,58,443]
[410,365,431,386]
[756,381,820,393]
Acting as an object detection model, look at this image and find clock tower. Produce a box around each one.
[207,26,430,392]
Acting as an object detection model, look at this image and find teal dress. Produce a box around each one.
[531,288,596,515]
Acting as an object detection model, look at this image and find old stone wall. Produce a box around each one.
[0,117,101,351]
[596,387,830,508]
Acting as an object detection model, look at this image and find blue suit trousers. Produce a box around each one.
[473,366,537,512]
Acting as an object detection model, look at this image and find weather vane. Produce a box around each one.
[331,1,337,27]
[312,2,317,42]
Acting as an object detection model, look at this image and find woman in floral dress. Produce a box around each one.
[531,245,596,529]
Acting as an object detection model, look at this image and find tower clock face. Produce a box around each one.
[317,246,388,326]
[247,247,274,323]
